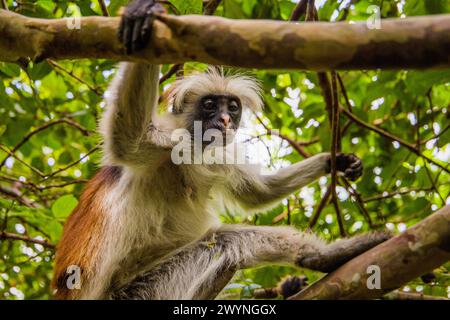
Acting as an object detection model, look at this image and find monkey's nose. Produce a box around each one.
[220,114,231,127]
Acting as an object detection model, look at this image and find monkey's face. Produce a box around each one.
[191,94,242,142]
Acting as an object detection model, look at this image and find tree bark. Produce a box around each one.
[0,10,449,70]
[290,205,450,300]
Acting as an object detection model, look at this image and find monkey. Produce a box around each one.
[52,0,390,300]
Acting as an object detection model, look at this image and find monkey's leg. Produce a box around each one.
[110,225,390,300]
[295,231,391,273]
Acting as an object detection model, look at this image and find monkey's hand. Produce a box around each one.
[118,0,166,54]
[326,153,363,181]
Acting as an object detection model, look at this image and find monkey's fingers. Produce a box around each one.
[119,1,166,54]
[131,17,145,53]
[121,17,134,55]
[140,14,154,49]
[344,163,363,181]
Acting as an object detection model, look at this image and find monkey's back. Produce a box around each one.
[52,166,122,299]
[52,162,223,299]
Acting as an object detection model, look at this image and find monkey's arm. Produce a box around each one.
[110,225,389,299]
[230,153,362,210]
[101,63,162,165]
[100,0,168,165]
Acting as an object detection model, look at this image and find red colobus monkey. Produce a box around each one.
[52,0,389,299]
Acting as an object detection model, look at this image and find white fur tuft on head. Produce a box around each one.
[168,67,263,114]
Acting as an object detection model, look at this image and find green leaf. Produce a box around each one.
[28,61,52,80]
[46,220,63,242]
[171,0,203,14]
[405,70,450,95]
[52,195,78,218]
[0,62,21,78]
[58,150,74,165]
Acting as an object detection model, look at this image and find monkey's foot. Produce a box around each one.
[296,231,391,273]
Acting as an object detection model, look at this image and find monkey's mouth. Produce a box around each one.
[205,122,236,133]
[200,124,237,145]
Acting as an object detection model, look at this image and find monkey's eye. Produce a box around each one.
[229,101,240,112]
[203,99,215,110]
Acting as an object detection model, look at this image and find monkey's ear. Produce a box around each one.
[165,85,183,113]
[226,75,264,112]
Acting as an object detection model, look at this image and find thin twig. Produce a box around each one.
[330,71,345,237]
[97,0,109,16]
[0,185,38,208]
[0,231,55,249]
[340,106,449,173]
[0,145,45,177]
[255,114,311,158]
[363,187,434,202]
[47,59,103,96]
[0,118,91,170]
[340,177,375,227]
[159,64,182,84]
[305,0,316,21]
[338,0,360,21]
[203,0,221,15]
[44,145,100,179]
[289,0,308,21]
[426,88,435,125]
[423,163,445,204]
[1,0,8,10]
[37,179,88,191]
[337,73,353,113]
[419,123,450,145]
[308,185,332,228]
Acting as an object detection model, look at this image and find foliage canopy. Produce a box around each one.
[0,0,449,300]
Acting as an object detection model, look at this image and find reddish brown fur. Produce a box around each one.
[52,166,122,299]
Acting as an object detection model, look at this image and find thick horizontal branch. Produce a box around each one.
[1,10,450,70]
[383,290,448,300]
[290,205,450,300]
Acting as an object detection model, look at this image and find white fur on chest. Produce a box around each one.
[84,163,221,296]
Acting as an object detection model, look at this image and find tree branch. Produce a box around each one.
[0,231,55,249]
[0,118,92,170]
[308,184,332,228]
[290,205,450,299]
[383,290,448,300]
[47,59,104,96]
[1,10,449,70]
[255,114,311,158]
[0,185,38,208]
[340,106,449,173]
[97,0,109,17]
[330,71,345,237]
[363,187,434,202]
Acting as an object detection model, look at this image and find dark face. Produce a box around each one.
[191,94,242,137]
